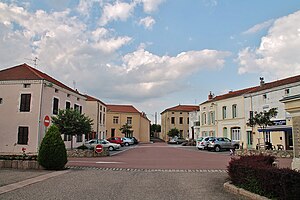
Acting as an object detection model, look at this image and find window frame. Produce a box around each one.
[53,97,59,115]
[20,94,31,112]
[18,126,29,145]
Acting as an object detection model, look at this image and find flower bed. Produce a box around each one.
[228,155,300,199]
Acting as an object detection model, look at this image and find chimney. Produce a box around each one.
[260,77,265,86]
[208,91,213,100]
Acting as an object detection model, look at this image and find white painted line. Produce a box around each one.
[95,161,123,164]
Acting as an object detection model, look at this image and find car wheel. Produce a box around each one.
[125,142,129,146]
[198,147,201,150]
[234,144,239,149]
[214,146,221,152]
[108,146,114,151]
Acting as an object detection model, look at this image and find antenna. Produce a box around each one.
[25,57,39,68]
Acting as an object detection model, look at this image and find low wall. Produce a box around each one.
[67,148,109,157]
[236,149,293,158]
[0,160,44,170]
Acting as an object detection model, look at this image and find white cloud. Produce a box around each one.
[237,10,300,78]
[99,1,136,26]
[138,16,155,29]
[139,0,165,13]
[242,19,274,35]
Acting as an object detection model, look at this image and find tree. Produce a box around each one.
[167,128,179,138]
[52,109,93,149]
[150,124,161,137]
[38,125,67,170]
[247,108,278,148]
[119,123,133,137]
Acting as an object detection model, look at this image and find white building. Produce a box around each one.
[189,110,200,139]
[0,64,87,154]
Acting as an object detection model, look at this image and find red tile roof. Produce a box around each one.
[107,104,140,113]
[161,105,199,114]
[84,94,106,105]
[201,74,300,104]
[0,63,80,95]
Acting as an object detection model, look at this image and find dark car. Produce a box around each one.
[128,137,139,144]
[107,137,124,147]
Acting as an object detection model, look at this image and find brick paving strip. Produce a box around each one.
[0,170,70,195]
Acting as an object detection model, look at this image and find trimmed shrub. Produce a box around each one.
[38,125,67,170]
[228,155,300,199]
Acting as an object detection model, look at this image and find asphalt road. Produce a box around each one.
[0,169,246,200]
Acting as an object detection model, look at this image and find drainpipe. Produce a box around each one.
[96,102,99,139]
[37,80,44,152]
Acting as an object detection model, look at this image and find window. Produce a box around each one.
[100,106,102,111]
[179,130,183,137]
[103,113,105,124]
[76,134,82,142]
[104,107,106,112]
[172,112,174,114]
[231,127,241,141]
[18,126,29,144]
[64,134,71,141]
[77,97,80,101]
[99,112,102,124]
[201,112,207,125]
[180,112,182,114]
[74,104,79,111]
[0,98,3,104]
[263,94,267,99]
[179,117,183,124]
[223,127,228,138]
[127,117,132,125]
[264,132,271,143]
[23,84,31,88]
[113,116,119,124]
[79,106,82,114]
[171,117,175,124]
[67,94,70,97]
[285,89,290,95]
[20,94,31,112]
[222,106,227,119]
[187,117,189,124]
[210,112,215,125]
[66,101,71,109]
[232,104,237,118]
[247,131,253,145]
[53,98,59,115]
[55,89,59,93]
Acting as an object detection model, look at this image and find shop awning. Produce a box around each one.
[258,125,292,132]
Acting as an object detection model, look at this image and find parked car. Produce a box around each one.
[207,137,240,152]
[85,139,121,151]
[107,137,124,146]
[196,136,215,150]
[128,137,139,144]
[122,137,134,146]
[168,137,187,144]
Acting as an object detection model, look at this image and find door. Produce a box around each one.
[111,129,115,137]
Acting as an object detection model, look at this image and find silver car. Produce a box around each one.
[196,136,215,150]
[122,137,134,146]
[207,137,239,152]
[85,139,121,151]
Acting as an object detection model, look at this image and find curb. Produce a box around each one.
[224,181,270,200]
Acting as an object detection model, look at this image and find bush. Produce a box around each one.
[228,155,300,199]
[38,125,67,170]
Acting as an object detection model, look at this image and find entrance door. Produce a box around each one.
[285,130,293,150]
[111,128,115,137]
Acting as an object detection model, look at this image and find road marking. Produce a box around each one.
[95,161,123,164]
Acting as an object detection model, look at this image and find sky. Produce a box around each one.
[1,0,300,124]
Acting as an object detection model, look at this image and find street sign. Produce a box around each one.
[44,115,50,127]
[95,144,103,153]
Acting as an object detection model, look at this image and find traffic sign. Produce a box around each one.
[95,144,103,153]
[44,115,50,127]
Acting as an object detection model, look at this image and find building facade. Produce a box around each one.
[84,95,106,140]
[0,64,87,153]
[189,110,200,140]
[106,105,150,142]
[161,105,199,141]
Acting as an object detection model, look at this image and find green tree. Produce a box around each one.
[167,128,179,138]
[119,123,134,137]
[150,124,161,137]
[247,108,278,148]
[52,109,93,149]
[38,125,67,170]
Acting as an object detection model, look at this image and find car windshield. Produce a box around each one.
[197,137,203,141]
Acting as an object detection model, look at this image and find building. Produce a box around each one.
[106,105,150,142]
[84,95,106,140]
[188,110,200,140]
[244,76,300,150]
[161,105,199,141]
[0,64,87,153]
[199,75,300,150]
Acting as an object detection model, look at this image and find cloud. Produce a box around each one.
[99,1,136,26]
[242,19,274,35]
[237,10,300,79]
[138,16,155,29]
[0,2,230,103]
[139,0,165,13]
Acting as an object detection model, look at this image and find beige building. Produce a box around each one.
[161,105,199,141]
[84,95,106,140]
[0,64,87,154]
[106,105,150,142]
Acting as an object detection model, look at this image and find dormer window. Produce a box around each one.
[285,89,290,95]
[23,84,31,88]
[55,89,59,93]
[263,94,267,99]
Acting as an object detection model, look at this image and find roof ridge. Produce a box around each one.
[23,64,45,79]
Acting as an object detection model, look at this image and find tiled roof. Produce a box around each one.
[201,74,300,104]
[0,63,80,95]
[161,105,199,114]
[107,104,140,113]
[84,94,106,105]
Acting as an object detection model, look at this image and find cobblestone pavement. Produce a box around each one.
[0,168,246,200]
